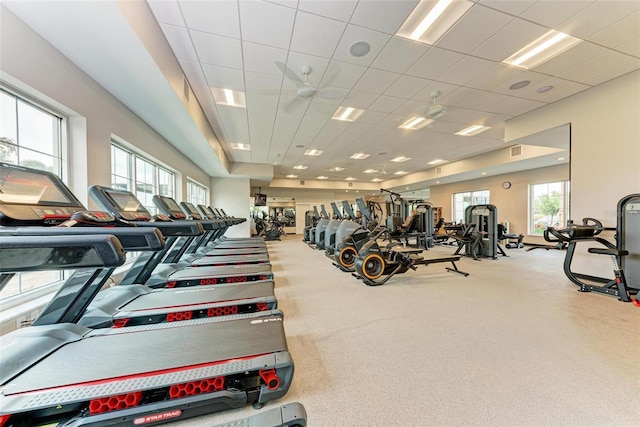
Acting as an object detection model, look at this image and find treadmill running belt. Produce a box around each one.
[5,317,287,395]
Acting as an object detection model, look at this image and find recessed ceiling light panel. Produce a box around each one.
[394,171,408,175]
[317,176,328,179]
[391,156,411,163]
[330,166,345,172]
[345,177,357,181]
[286,174,298,178]
[332,106,364,122]
[363,169,378,174]
[396,0,473,45]
[210,87,246,108]
[304,149,324,156]
[399,116,433,130]
[293,165,308,170]
[371,178,383,182]
[503,30,581,69]
[230,143,251,151]
[427,159,444,165]
[350,153,370,160]
[455,125,490,136]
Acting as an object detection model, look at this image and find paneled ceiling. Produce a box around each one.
[147,0,640,184]
[4,0,639,189]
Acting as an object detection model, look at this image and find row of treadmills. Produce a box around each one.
[0,162,306,427]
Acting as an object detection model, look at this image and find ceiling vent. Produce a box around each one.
[299,180,305,186]
[510,145,523,158]
[435,166,442,175]
[183,76,190,105]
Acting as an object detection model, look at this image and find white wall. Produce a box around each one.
[507,70,640,278]
[0,5,211,207]
[211,178,251,237]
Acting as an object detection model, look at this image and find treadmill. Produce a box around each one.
[89,185,273,287]
[153,194,267,254]
[0,233,293,426]
[180,201,271,267]
[0,164,278,329]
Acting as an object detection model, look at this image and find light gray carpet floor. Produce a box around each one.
[173,235,640,426]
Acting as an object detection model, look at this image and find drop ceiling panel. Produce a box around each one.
[342,90,380,109]
[406,47,466,80]
[438,56,495,86]
[190,30,242,69]
[580,57,640,86]
[332,24,392,67]
[378,113,406,127]
[518,77,591,103]
[442,106,502,125]
[478,0,536,16]
[238,0,295,49]
[557,1,640,39]
[491,70,551,97]
[617,36,640,58]
[202,64,245,92]
[180,0,240,38]
[147,0,184,27]
[290,11,346,58]
[317,61,364,91]
[244,71,282,94]
[519,0,594,29]
[383,75,429,99]
[359,110,389,125]
[217,107,250,143]
[242,41,288,77]
[412,81,460,103]
[436,4,512,54]
[349,0,419,34]
[557,49,638,84]
[371,36,430,74]
[464,63,525,91]
[297,0,358,22]
[588,11,640,50]
[471,19,548,62]
[160,24,198,61]
[393,99,428,116]
[533,41,607,77]
[353,68,400,94]
[368,95,407,113]
[489,96,545,116]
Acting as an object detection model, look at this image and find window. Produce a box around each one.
[110,143,175,215]
[1,88,66,300]
[187,179,208,207]
[529,181,570,235]
[452,190,490,223]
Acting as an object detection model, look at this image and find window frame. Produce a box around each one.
[528,180,570,236]
[187,178,209,207]
[451,189,490,223]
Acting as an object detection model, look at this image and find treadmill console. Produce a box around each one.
[197,204,214,219]
[342,200,356,220]
[180,201,203,220]
[0,162,85,226]
[153,195,186,220]
[89,185,152,221]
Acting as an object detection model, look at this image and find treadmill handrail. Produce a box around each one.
[0,234,126,273]
[0,226,164,251]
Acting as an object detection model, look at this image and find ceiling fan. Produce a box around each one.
[426,90,446,120]
[275,61,343,113]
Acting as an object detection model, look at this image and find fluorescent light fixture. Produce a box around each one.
[391,156,411,163]
[363,169,378,174]
[503,30,582,69]
[293,165,308,170]
[345,177,357,181]
[371,178,383,182]
[394,171,408,175]
[332,106,364,122]
[396,0,472,45]
[455,125,490,136]
[330,166,345,172]
[286,174,298,178]
[557,157,565,161]
[350,153,370,160]
[304,149,324,156]
[317,176,328,179]
[398,116,433,130]
[481,172,487,176]
[230,143,251,151]
[210,87,246,108]
[428,159,444,165]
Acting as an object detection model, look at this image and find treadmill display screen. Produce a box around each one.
[0,165,79,206]
[159,196,182,214]
[105,189,147,213]
[182,202,199,215]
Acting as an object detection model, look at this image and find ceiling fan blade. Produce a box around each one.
[282,96,306,113]
[274,61,304,87]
